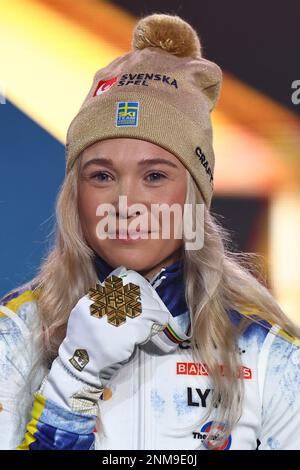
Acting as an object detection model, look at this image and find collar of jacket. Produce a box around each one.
[93,254,188,319]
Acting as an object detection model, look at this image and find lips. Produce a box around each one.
[114,231,150,239]
[106,230,157,240]
[116,231,149,236]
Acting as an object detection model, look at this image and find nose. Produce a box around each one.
[113,177,143,219]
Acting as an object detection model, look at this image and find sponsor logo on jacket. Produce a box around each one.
[193,421,232,450]
[177,362,252,379]
[187,387,217,408]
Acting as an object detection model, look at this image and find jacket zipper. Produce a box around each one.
[137,271,165,449]
[139,346,153,450]
[137,347,144,449]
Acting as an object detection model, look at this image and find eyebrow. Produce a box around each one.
[81,157,179,171]
[82,158,114,171]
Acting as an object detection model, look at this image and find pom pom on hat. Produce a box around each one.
[132,13,202,59]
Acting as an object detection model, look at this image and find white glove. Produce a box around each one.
[39,266,172,414]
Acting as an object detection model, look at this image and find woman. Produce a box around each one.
[1,13,300,451]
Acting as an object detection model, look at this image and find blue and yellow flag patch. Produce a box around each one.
[115,101,139,127]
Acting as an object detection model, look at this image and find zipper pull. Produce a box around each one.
[148,267,166,287]
[151,275,167,290]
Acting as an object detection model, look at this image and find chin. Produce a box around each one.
[111,254,158,273]
[97,245,164,273]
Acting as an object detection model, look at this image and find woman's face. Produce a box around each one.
[78,138,187,279]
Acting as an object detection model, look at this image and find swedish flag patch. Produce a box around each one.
[115,101,139,127]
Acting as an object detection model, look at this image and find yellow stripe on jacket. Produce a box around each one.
[16,393,46,450]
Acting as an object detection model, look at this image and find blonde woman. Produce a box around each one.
[1,13,300,451]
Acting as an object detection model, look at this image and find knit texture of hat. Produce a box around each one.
[65,13,223,208]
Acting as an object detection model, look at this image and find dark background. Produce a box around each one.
[110,0,300,115]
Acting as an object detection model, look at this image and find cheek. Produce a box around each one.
[159,181,187,206]
[159,182,186,233]
[78,186,101,229]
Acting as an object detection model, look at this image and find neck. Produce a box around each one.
[138,248,183,281]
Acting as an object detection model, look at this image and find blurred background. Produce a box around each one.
[0,0,300,323]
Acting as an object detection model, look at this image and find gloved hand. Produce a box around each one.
[39,266,172,414]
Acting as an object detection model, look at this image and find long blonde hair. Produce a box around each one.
[16,155,300,448]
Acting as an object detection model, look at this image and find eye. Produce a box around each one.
[145,172,167,183]
[90,172,113,182]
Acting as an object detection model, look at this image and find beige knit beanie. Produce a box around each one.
[65,13,223,208]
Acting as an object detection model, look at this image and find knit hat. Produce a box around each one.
[65,13,223,208]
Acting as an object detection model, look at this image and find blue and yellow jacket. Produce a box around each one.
[1,258,300,450]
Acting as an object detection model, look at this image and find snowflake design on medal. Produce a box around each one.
[87,275,142,326]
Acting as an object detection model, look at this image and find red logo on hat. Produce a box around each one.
[93,76,118,96]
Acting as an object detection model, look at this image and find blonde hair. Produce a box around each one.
[15,155,300,449]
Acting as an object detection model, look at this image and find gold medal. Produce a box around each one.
[88,275,142,326]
